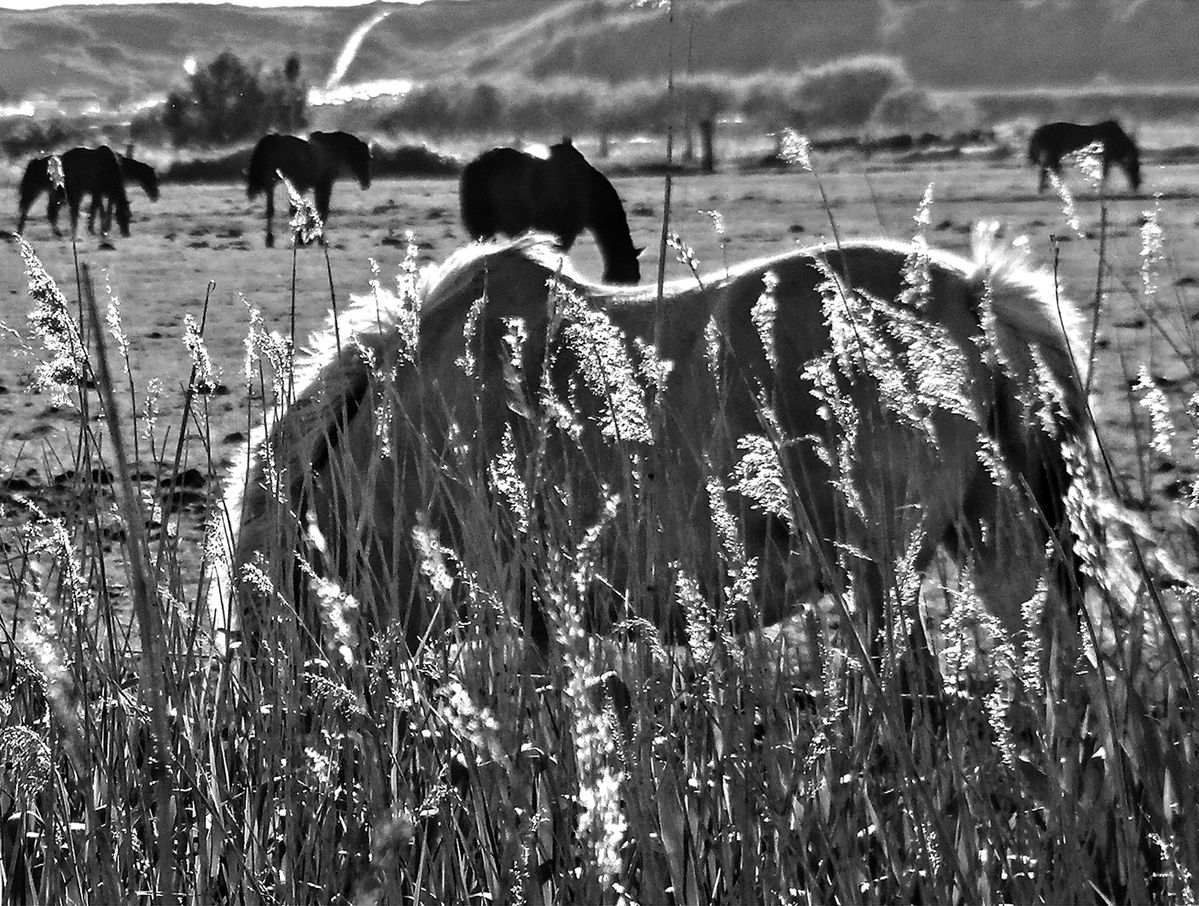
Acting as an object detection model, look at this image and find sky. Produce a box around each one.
[0,0,423,8]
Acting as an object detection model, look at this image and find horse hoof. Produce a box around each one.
[265,235,275,248]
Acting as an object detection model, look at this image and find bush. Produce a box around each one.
[371,143,461,177]
[871,86,980,134]
[163,51,309,147]
[742,56,911,132]
[0,116,93,160]
[159,146,253,183]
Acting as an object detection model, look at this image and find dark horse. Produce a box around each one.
[86,152,159,234]
[459,139,643,284]
[246,130,372,247]
[16,145,132,237]
[1028,120,1141,193]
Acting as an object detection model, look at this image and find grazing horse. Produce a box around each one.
[213,229,1098,662]
[86,152,160,234]
[460,139,643,283]
[1028,120,1141,193]
[16,146,132,237]
[246,130,372,247]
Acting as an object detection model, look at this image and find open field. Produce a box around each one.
[2,148,1198,902]
[2,153,1195,586]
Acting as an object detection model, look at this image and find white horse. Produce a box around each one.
[210,229,1098,660]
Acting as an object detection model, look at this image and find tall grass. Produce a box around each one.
[1,148,1198,906]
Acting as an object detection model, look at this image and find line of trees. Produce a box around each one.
[104,51,979,166]
[360,55,975,170]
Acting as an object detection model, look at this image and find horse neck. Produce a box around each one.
[585,173,636,258]
[126,159,154,194]
[247,138,281,193]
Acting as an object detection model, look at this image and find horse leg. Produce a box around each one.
[265,185,276,248]
[68,195,81,240]
[314,181,332,245]
[87,194,100,235]
[46,194,62,238]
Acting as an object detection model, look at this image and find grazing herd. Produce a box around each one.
[17,144,159,238]
[12,119,1142,275]
[11,130,648,281]
[245,130,372,248]
[8,120,1136,656]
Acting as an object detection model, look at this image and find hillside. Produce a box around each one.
[2,0,1199,109]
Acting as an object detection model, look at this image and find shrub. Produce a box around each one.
[162,51,309,147]
[871,85,981,134]
[742,56,911,132]
[0,115,91,159]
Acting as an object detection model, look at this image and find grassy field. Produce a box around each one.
[2,153,1194,562]
[1,148,1197,902]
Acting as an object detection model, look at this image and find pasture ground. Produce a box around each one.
[1,155,1194,621]
[1,150,1198,903]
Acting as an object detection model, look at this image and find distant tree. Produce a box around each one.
[741,56,910,138]
[378,83,455,137]
[506,78,597,138]
[460,83,504,133]
[278,53,308,134]
[680,77,734,172]
[162,50,308,147]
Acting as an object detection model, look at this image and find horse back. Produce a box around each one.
[60,146,127,202]
[308,130,371,187]
[460,148,547,239]
[247,133,316,196]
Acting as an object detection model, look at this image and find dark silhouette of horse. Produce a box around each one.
[17,146,133,238]
[85,152,160,235]
[459,139,643,284]
[1028,120,1141,193]
[246,130,372,247]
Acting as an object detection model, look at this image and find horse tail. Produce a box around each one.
[246,135,273,199]
[459,155,493,238]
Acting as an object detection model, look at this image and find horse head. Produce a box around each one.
[602,250,642,285]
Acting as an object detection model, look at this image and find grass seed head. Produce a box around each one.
[280,172,324,245]
[780,127,813,171]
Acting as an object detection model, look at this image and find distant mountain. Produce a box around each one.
[2,0,1197,111]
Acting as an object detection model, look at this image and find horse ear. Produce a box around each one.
[561,135,573,147]
[125,143,134,158]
